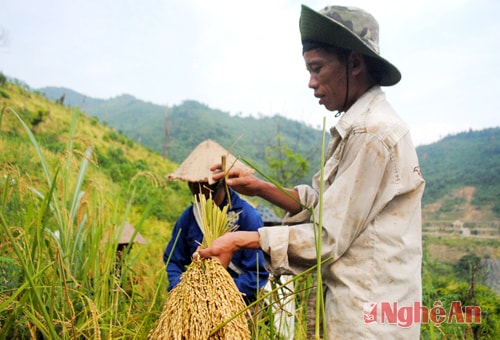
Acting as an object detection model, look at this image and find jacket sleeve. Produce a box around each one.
[231,249,269,299]
[231,205,269,298]
[163,210,193,291]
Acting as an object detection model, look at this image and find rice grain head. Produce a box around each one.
[148,193,250,339]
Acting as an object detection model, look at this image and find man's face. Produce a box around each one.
[304,48,347,112]
[188,181,217,199]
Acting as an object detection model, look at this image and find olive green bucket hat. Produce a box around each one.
[299,4,401,86]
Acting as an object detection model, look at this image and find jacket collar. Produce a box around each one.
[331,85,384,139]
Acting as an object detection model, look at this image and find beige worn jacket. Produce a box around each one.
[259,86,425,339]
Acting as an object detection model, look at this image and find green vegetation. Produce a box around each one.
[39,85,500,219]
[1,76,499,338]
[0,78,318,338]
[422,238,500,338]
[0,109,159,338]
[418,128,500,215]
[39,87,324,183]
[266,132,310,189]
[0,78,191,337]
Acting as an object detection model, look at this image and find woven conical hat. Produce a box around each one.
[166,139,253,184]
[118,222,147,245]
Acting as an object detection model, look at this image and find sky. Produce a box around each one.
[1,0,499,146]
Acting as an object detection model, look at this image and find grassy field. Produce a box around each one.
[1,77,499,339]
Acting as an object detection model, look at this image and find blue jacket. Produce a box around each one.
[163,189,269,302]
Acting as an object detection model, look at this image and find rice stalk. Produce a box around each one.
[196,192,237,248]
[148,193,249,339]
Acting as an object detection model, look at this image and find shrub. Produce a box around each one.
[0,256,23,293]
[0,90,9,98]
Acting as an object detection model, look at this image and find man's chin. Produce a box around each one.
[323,103,336,112]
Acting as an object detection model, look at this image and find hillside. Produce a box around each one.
[418,128,499,207]
[1,77,194,263]
[16,81,500,239]
[418,128,500,240]
[2,76,500,337]
[38,85,500,272]
[39,86,500,216]
[39,86,324,182]
[0,78,202,337]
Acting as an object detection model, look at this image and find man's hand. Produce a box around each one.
[210,164,263,197]
[196,231,261,268]
[211,163,302,215]
[195,233,238,268]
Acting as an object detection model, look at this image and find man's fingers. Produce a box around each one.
[196,248,209,258]
[195,249,230,268]
[193,246,204,260]
[209,163,222,171]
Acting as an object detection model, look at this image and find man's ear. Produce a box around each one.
[350,52,365,76]
[351,52,363,69]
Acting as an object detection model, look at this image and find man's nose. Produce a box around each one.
[308,75,318,89]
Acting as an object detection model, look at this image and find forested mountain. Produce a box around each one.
[39,86,499,219]
[2,76,500,337]
[418,128,499,210]
[39,87,324,182]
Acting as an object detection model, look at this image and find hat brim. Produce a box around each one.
[299,5,401,86]
[165,139,254,184]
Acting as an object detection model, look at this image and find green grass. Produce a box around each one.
[0,107,314,338]
[1,77,499,339]
[0,108,163,338]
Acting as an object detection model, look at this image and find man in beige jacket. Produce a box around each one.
[199,4,425,339]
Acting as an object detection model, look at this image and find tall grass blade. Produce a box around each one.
[0,212,59,339]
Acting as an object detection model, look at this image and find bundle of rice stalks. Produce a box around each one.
[148,193,250,340]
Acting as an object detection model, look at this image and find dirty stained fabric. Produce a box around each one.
[259,86,425,339]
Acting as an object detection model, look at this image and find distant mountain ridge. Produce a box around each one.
[417,127,499,216]
[39,86,325,182]
[38,86,105,108]
[39,86,500,217]
[1,76,498,340]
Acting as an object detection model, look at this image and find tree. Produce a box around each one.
[455,253,483,283]
[265,132,309,189]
